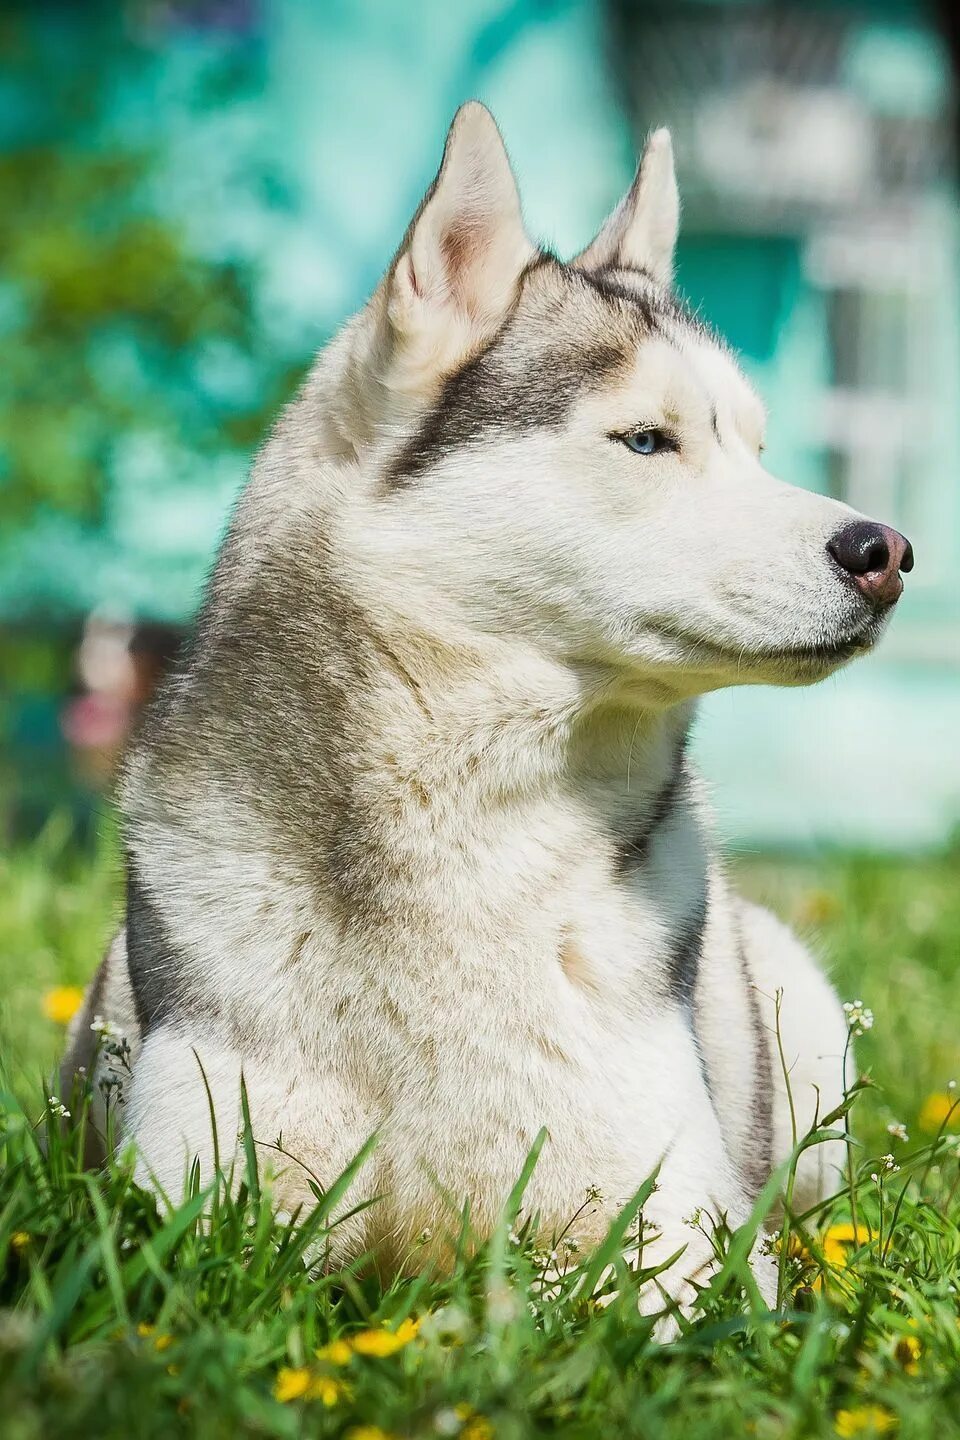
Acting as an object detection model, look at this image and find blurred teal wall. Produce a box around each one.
[1,0,958,847]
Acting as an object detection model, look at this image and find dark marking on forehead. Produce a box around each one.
[710,405,720,442]
[385,257,653,487]
[591,259,656,282]
[579,261,702,334]
[577,268,658,331]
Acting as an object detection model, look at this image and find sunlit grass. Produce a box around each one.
[1,823,959,1438]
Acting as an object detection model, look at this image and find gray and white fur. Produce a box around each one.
[65,105,914,1315]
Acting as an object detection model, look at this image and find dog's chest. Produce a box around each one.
[298,790,709,1081]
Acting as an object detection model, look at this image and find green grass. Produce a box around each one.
[2,820,959,1439]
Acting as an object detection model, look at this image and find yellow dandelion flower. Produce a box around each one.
[821,1223,874,1269]
[307,1375,348,1406]
[10,1232,30,1251]
[351,1317,420,1357]
[893,1332,921,1374]
[803,1223,874,1293]
[316,1337,353,1366]
[918,1092,959,1133]
[42,985,85,1025]
[834,1405,895,1435]
[273,1367,349,1405]
[346,1427,395,1440]
[462,1418,494,1440]
[136,1323,155,1338]
[274,1367,312,1403]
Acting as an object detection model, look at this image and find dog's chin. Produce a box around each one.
[630,612,887,692]
[751,636,873,685]
[711,616,887,687]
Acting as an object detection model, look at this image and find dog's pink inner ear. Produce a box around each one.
[405,221,485,308]
[441,224,481,284]
[388,102,535,350]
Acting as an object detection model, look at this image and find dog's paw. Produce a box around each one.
[613,1227,779,1341]
[633,1229,717,1339]
[584,1227,716,1336]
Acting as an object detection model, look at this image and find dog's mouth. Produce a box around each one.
[747,632,876,680]
[645,614,885,681]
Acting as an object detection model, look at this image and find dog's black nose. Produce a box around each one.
[827,521,914,606]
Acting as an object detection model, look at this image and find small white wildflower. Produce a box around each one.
[0,1310,35,1354]
[486,1281,520,1325]
[420,1304,471,1345]
[887,1122,909,1143]
[842,1000,874,1037]
[46,1097,70,1120]
[949,1080,957,1091]
[90,1014,121,1038]
[417,1227,432,1245]
[561,1236,580,1255]
[683,1208,703,1229]
[870,1172,880,1184]
[584,1184,603,1204]
[434,1409,464,1436]
[880,1153,900,1173]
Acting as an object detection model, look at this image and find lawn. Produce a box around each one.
[1,818,959,1439]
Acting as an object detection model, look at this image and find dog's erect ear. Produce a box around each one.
[382,102,535,392]
[573,128,679,285]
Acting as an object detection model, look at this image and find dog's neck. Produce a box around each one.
[331,605,696,893]
[260,605,702,979]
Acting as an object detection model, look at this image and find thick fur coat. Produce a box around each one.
[65,105,914,1315]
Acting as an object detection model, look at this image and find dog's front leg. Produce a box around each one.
[604,1028,778,1333]
[121,1025,245,1199]
[121,1025,378,1266]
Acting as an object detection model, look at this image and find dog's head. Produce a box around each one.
[333,103,912,704]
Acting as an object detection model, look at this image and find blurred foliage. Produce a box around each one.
[0,626,87,845]
[0,2,302,836]
[0,5,296,527]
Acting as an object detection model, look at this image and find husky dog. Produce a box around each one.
[66,104,913,1313]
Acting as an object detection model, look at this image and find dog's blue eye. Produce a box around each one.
[622,428,674,456]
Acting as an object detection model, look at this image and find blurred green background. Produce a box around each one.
[2,0,959,848]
